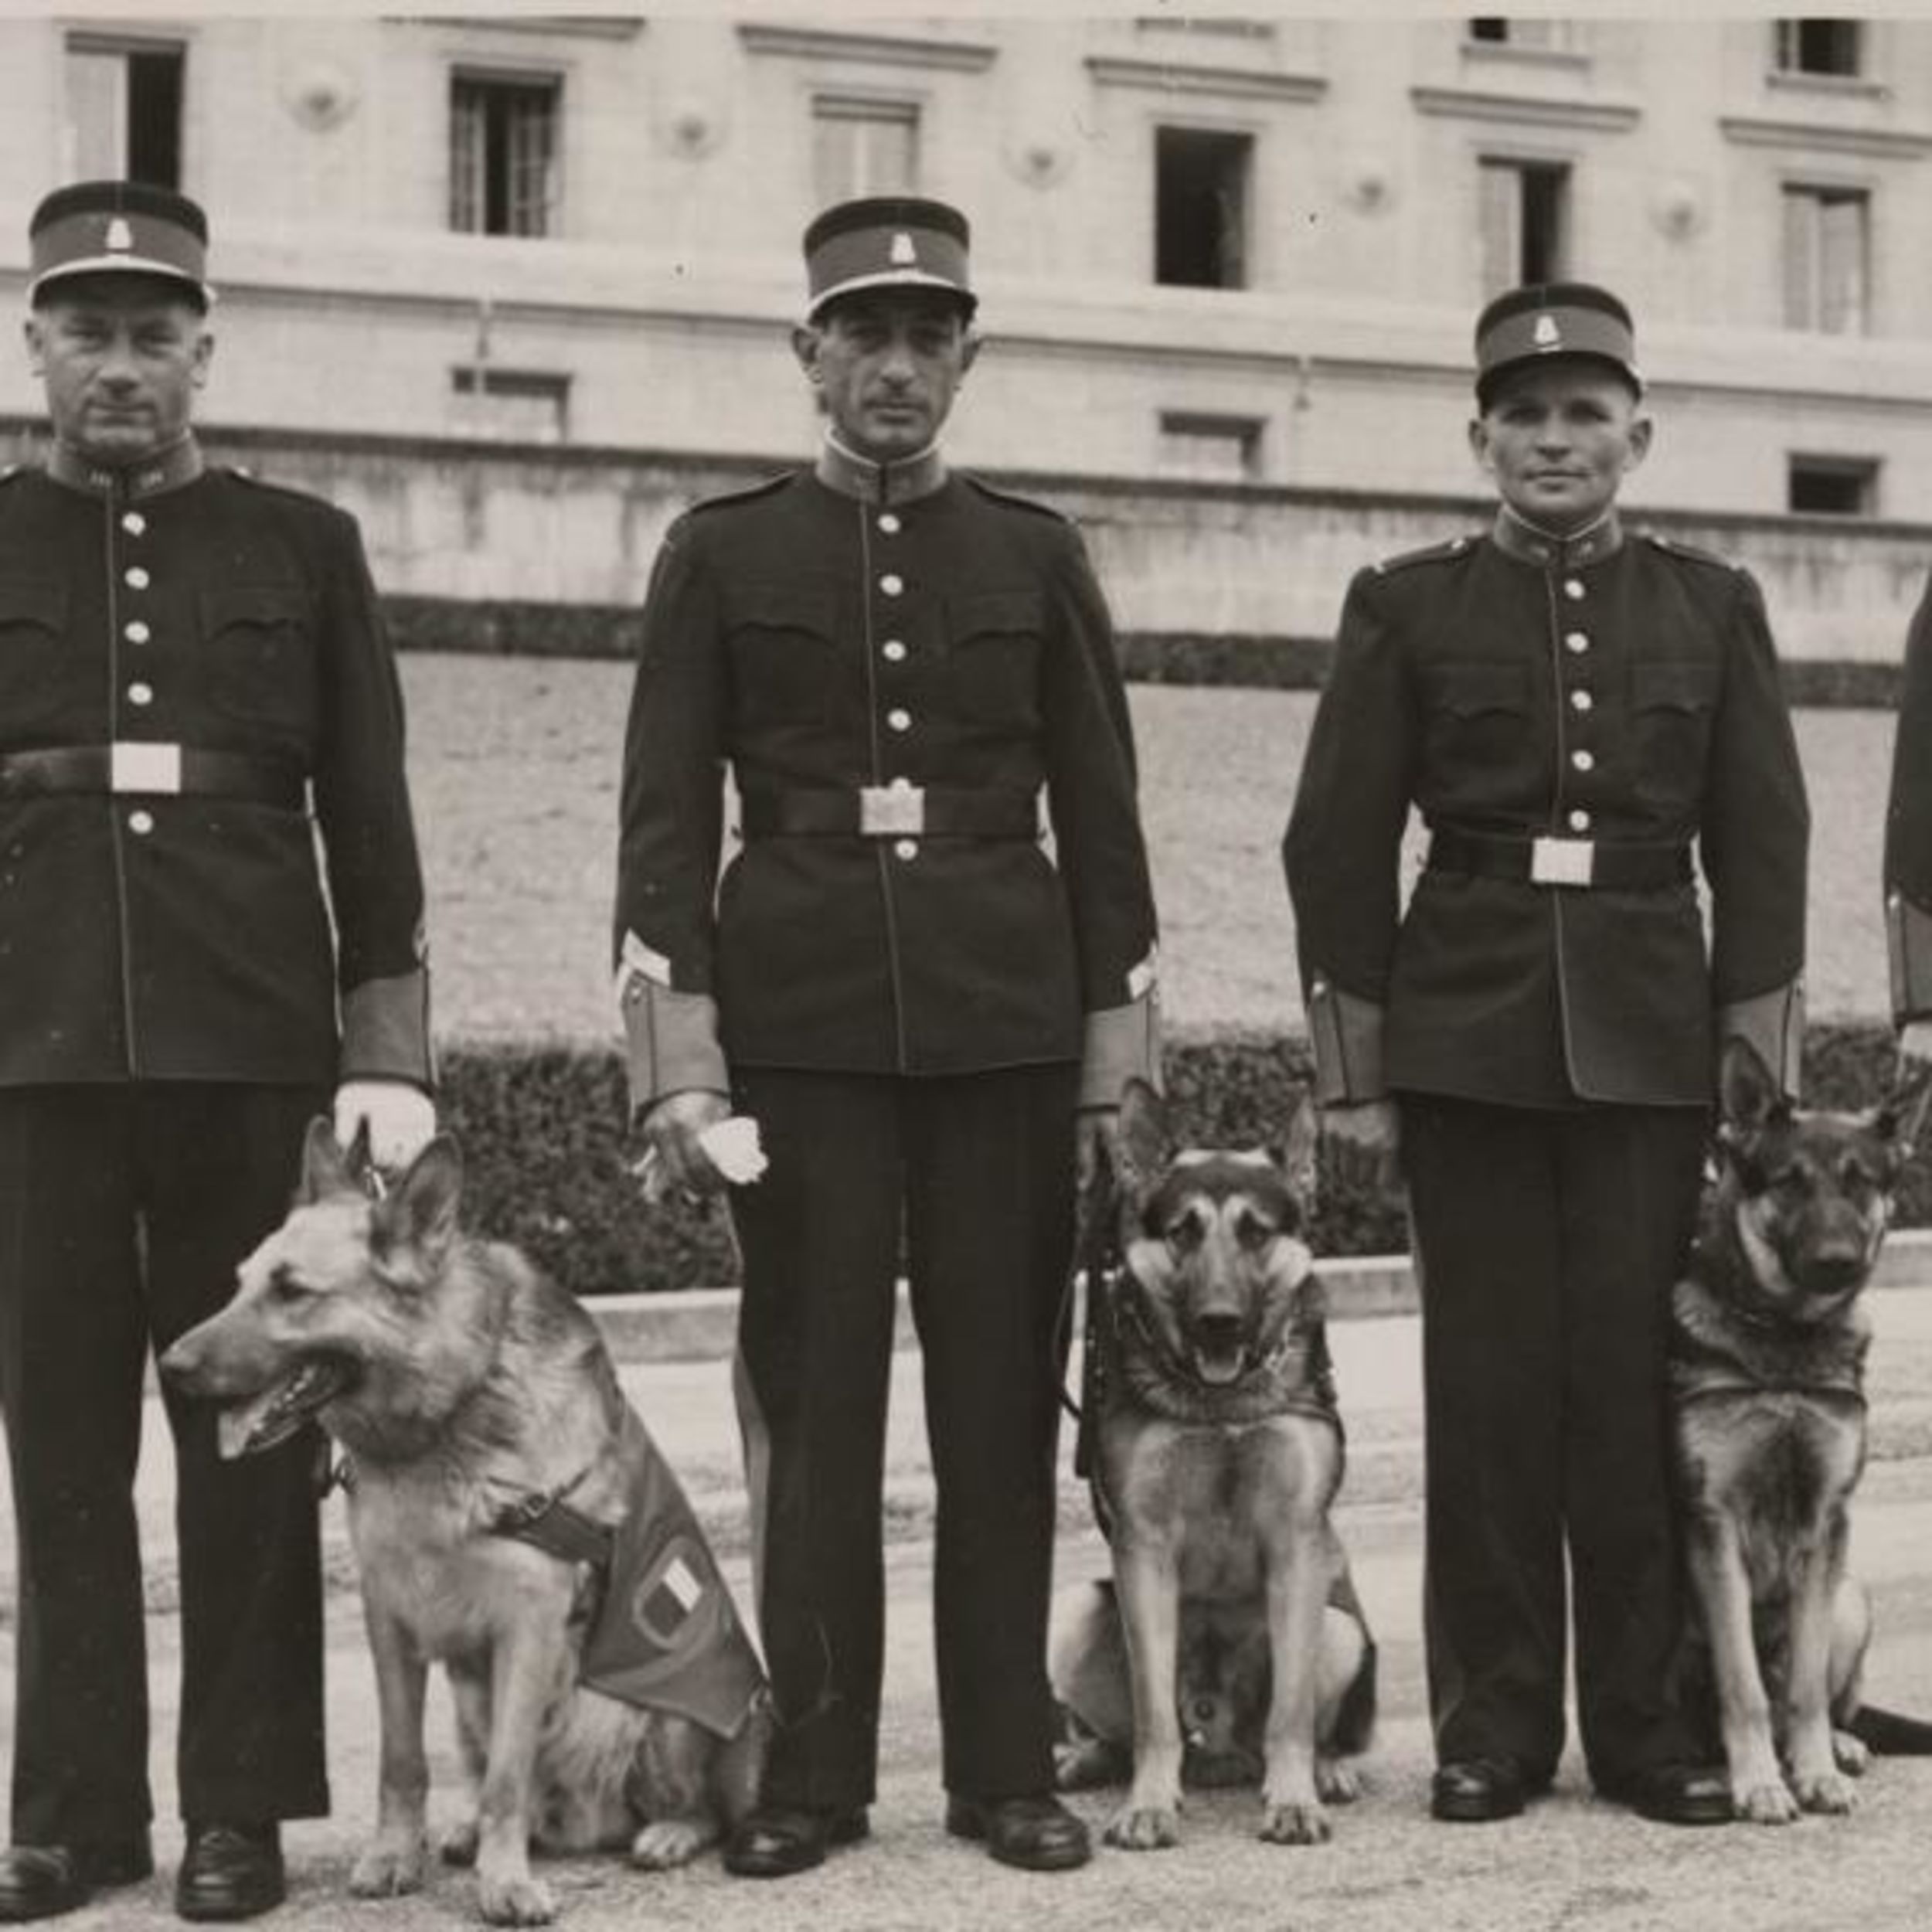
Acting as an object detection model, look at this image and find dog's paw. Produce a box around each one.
[1315,1757,1363,1804]
[1832,1729,1872,1777]
[1260,1798,1332,1846]
[348,1838,428,1897]
[1103,1801,1182,1852]
[440,1819,480,1868]
[628,1818,714,1870]
[476,1869,558,1927]
[1734,1777,1801,1825]
[1791,1767,1856,1816]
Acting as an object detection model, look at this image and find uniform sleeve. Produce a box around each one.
[311,507,433,1089]
[1281,570,1417,1104]
[1884,575,1932,1027]
[1039,522,1160,1106]
[612,520,730,1115]
[1701,568,1809,1094]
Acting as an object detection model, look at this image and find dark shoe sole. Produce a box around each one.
[1430,1786,1526,1824]
[944,1804,1091,1871]
[175,1884,286,1923]
[722,1810,868,1880]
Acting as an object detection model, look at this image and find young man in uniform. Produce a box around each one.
[0,182,434,1921]
[1284,284,1808,1827]
[614,197,1159,1877]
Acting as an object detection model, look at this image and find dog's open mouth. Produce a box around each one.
[216,1359,353,1460]
[1189,1337,1252,1386]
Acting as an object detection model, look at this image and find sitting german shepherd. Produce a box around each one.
[162,1124,768,1927]
[1051,1082,1376,1849]
[1672,1038,1932,1825]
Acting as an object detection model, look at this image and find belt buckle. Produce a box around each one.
[859,784,924,837]
[111,742,182,795]
[1530,835,1594,887]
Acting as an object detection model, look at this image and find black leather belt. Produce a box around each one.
[0,744,306,809]
[1428,827,1693,891]
[741,784,1039,839]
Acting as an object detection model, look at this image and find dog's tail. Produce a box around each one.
[1846,1703,1932,1755]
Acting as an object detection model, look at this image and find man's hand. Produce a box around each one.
[1319,1098,1402,1196]
[1900,1019,1932,1069]
[1076,1107,1121,1199]
[638,1089,733,1201]
[333,1080,436,1171]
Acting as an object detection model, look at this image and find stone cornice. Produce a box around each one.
[1085,56,1325,105]
[1410,84,1640,134]
[1720,115,1932,161]
[736,22,996,73]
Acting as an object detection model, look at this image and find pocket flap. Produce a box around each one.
[0,579,66,631]
[201,584,310,630]
[723,581,838,637]
[948,588,1045,644]
[1430,661,1528,716]
[1632,658,1720,711]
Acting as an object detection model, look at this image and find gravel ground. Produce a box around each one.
[399,655,1898,1045]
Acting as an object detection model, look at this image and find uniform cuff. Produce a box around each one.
[1889,891,1932,1028]
[1078,993,1161,1109]
[1306,975,1386,1105]
[339,968,434,1089]
[621,979,729,1111]
[1719,979,1804,1100]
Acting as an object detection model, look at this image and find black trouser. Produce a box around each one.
[0,1083,330,1846]
[1399,1093,1709,1789]
[729,1064,1078,1811]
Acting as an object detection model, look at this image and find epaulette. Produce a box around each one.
[1641,529,1744,574]
[1371,533,1478,577]
[685,471,796,516]
[962,474,1069,522]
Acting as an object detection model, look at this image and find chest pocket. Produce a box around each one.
[0,579,68,730]
[723,582,842,731]
[202,584,318,734]
[1421,659,1530,781]
[944,588,1044,730]
[1630,658,1720,808]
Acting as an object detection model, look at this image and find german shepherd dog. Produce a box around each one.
[1672,1037,1932,1825]
[1050,1082,1376,1849]
[161,1124,767,1926]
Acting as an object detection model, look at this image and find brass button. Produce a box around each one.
[887,708,912,733]
[893,838,918,861]
[124,621,151,645]
[878,512,902,535]
[1571,748,1595,772]
[1569,808,1591,832]
[128,810,155,835]
[1563,578,1585,600]
[879,573,904,597]
[121,511,146,536]
[883,640,907,662]
[1564,631,1589,655]
[1570,690,1594,713]
[128,682,154,706]
[124,566,150,590]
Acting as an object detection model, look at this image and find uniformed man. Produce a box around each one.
[1884,578,1932,1056]
[1284,283,1809,1827]
[0,182,434,1921]
[614,196,1159,1877]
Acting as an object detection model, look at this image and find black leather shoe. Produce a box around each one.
[175,1823,284,1922]
[1430,1757,1534,1823]
[944,1794,1091,1872]
[1604,1762,1733,1827]
[0,1835,153,1921]
[722,1805,869,1879]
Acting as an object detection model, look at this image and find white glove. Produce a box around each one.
[333,1080,437,1171]
[1901,1020,1932,1066]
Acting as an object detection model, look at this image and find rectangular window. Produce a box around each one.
[1479,158,1568,291]
[1468,19,1577,50]
[1774,19,1863,77]
[65,38,183,188]
[1156,128,1253,290]
[1783,185,1869,333]
[451,73,560,236]
[451,368,571,442]
[1787,455,1878,515]
[811,97,920,205]
[1158,412,1264,481]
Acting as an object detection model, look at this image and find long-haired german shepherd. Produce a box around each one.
[1050,1082,1376,1850]
[161,1124,767,1926]
[1672,1038,1932,1825]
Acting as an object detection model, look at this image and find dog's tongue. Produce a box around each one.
[1194,1344,1247,1386]
[217,1396,274,1461]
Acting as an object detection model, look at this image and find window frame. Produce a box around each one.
[449,66,564,240]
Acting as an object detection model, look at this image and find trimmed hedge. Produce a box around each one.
[438,1022,1923,1299]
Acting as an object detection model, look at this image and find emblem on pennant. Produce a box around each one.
[105,216,134,253]
[889,231,917,265]
[1532,314,1561,348]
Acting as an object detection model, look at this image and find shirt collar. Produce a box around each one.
[1490,502,1625,570]
[46,431,205,502]
[815,432,948,507]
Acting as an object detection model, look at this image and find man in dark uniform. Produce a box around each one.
[1284,284,1808,1828]
[1884,583,1932,1055]
[0,183,434,1921]
[614,196,1158,1877]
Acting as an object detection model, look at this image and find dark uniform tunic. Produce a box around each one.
[1884,576,1932,1025]
[1284,508,1808,1786]
[614,442,1158,1808]
[0,437,430,1844]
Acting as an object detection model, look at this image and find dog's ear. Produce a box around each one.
[372,1136,464,1278]
[1876,1059,1932,1154]
[298,1115,359,1205]
[1114,1077,1172,1193]
[1718,1036,1788,1138]
[1278,1092,1320,1202]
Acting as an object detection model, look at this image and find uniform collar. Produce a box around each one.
[815,433,948,507]
[1490,503,1624,570]
[45,431,205,502]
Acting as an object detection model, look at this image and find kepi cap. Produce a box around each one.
[803,196,975,321]
[28,180,213,310]
[1475,281,1639,407]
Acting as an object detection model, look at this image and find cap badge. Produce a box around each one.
[1533,314,1561,348]
[889,231,917,265]
[105,216,134,253]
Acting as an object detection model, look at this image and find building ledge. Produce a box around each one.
[1084,56,1326,104]
[1410,83,1640,134]
[736,22,996,73]
[1721,114,1932,159]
